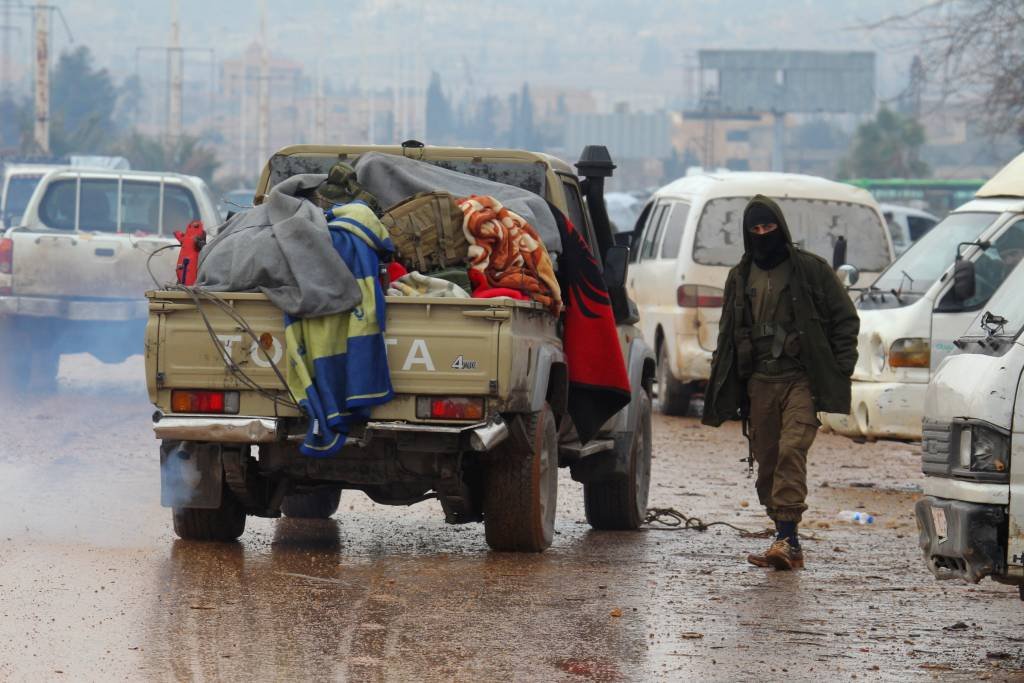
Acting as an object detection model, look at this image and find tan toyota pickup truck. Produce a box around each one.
[146,143,655,552]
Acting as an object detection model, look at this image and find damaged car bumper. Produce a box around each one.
[820,380,926,441]
[152,412,509,451]
[915,494,1006,584]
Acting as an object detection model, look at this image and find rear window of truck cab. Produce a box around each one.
[37,178,200,234]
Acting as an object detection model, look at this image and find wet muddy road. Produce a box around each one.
[2,358,1024,681]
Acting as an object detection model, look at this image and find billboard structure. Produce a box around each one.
[698,50,876,171]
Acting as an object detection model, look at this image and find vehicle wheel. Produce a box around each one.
[0,322,30,390]
[483,406,558,552]
[584,390,652,530]
[281,488,342,519]
[657,343,691,416]
[172,488,246,541]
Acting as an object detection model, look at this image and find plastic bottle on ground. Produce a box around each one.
[837,510,874,525]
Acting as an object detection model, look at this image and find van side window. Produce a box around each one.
[660,203,691,259]
[908,215,937,241]
[629,203,653,263]
[640,204,669,261]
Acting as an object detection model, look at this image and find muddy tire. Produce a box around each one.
[657,343,691,416]
[584,390,653,530]
[172,489,246,541]
[483,406,558,552]
[281,488,342,519]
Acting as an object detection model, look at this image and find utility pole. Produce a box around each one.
[33,0,48,154]
[256,1,269,171]
[1,0,14,98]
[314,60,325,143]
[166,0,183,143]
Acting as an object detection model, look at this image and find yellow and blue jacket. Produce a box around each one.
[285,202,395,456]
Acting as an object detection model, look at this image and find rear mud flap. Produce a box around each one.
[569,433,630,484]
[160,441,223,509]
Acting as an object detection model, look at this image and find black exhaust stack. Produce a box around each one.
[576,145,617,261]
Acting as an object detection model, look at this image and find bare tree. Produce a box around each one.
[874,1,1024,140]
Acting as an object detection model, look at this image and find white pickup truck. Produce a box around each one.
[0,167,221,390]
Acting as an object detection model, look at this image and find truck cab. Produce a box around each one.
[917,255,1024,592]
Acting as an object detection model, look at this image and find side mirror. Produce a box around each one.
[604,245,629,290]
[832,235,848,270]
[837,264,860,288]
[953,258,976,301]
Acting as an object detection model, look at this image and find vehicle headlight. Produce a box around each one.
[959,424,1010,473]
[889,338,930,369]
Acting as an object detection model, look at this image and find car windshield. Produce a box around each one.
[871,212,1000,296]
[964,260,1024,339]
[692,197,890,271]
[3,175,43,225]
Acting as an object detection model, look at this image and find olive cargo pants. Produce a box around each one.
[747,376,818,523]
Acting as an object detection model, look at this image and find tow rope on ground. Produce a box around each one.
[642,507,818,541]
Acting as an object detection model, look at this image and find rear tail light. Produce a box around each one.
[677,284,724,308]
[0,237,12,295]
[0,237,12,274]
[171,390,240,414]
[416,396,485,421]
[889,338,930,368]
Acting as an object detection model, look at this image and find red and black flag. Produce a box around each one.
[550,206,631,443]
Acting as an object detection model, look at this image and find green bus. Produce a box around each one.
[845,178,986,217]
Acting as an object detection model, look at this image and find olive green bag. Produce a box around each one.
[381,192,469,273]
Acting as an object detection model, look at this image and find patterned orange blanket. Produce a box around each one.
[458,195,562,314]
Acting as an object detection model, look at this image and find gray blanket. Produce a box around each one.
[354,152,562,254]
[195,174,361,318]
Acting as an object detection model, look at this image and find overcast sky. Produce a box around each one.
[5,0,929,109]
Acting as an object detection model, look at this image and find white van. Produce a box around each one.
[627,171,893,414]
[821,156,1024,441]
[915,258,1024,592]
[880,203,939,256]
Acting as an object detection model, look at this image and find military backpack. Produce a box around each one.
[381,192,469,273]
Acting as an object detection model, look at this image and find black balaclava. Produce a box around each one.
[744,203,789,270]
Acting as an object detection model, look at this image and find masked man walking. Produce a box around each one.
[702,195,859,570]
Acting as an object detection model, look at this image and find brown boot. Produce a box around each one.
[748,539,804,569]
[764,538,804,570]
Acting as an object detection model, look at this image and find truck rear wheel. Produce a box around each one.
[657,344,691,415]
[281,488,342,519]
[172,488,246,541]
[483,406,558,552]
[584,390,652,530]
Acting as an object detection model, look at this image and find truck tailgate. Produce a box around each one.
[147,292,519,419]
[12,231,177,299]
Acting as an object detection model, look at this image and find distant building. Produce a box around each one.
[565,109,671,189]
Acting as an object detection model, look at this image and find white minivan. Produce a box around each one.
[627,171,893,414]
[821,156,1024,441]
[915,257,1024,592]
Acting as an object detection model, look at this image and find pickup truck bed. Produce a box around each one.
[146,290,564,435]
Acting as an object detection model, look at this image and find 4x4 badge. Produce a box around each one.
[451,355,478,370]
